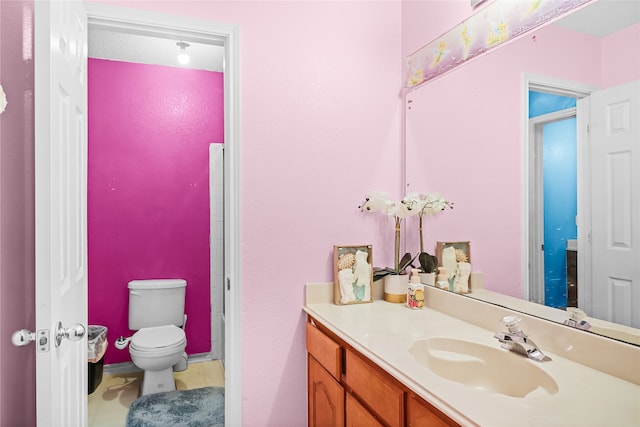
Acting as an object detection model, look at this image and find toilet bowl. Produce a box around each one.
[129,325,186,395]
[124,278,188,395]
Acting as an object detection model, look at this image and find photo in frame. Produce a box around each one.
[436,241,471,266]
[333,245,373,305]
[436,241,472,293]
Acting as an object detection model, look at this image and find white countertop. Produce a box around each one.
[304,298,640,427]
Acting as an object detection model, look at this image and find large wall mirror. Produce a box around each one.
[405,0,639,345]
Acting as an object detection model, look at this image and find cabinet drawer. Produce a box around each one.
[345,349,404,427]
[407,393,457,427]
[306,321,341,380]
[346,393,384,427]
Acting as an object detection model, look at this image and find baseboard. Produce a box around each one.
[103,361,140,375]
[103,352,218,375]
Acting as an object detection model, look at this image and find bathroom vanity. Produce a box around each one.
[307,317,456,426]
[304,283,640,427]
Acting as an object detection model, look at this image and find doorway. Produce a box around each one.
[528,93,577,309]
[86,34,224,364]
[521,74,597,308]
[84,3,241,424]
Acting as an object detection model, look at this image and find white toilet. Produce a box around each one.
[126,279,188,396]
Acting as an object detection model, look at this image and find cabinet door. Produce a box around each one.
[407,394,457,427]
[309,355,345,427]
[346,393,384,427]
[345,349,404,427]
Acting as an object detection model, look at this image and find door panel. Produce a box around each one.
[590,81,639,327]
[35,1,88,424]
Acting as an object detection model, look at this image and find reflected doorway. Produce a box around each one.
[529,92,577,309]
[523,76,597,311]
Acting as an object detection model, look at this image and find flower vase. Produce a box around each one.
[419,272,435,287]
[384,274,409,303]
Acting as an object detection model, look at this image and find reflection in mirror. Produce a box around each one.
[404,0,639,345]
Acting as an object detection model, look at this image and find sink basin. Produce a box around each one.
[409,338,559,398]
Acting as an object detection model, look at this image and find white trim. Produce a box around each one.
[529,107,577,126]
[84,4,241,425]
[576,97,592,314]
[521,73,598,305]
[210,144,225,362]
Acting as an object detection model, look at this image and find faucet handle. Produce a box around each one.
[566,307,586,322]
[500,315,523,334]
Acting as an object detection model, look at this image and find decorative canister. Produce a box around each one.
[384,274,409,303]
[418,272,435,287]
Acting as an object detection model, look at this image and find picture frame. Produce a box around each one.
[333,245,374,305]
[436,241,471,267]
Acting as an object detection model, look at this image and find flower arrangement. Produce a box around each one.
[359,191,452,280]
[402,192,454,272]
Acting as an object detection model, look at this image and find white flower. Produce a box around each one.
[405,192,451,216]
[0,84,7,114]
[387,200,415,219]
[402,192,422,208]
[360,191,389,213]
[422,193,449,215]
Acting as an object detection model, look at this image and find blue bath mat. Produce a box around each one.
[126,386,224,427]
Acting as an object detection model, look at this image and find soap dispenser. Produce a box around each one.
[436,267,449,290]
[407,269,425,309]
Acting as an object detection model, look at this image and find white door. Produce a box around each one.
[35,1,88,425]
[590,80,640,328]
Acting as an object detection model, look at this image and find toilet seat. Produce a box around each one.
[130,325,186,355]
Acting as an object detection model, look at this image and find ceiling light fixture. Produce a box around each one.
[176,41,190,65]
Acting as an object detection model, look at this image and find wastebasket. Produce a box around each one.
[87,325,108,394]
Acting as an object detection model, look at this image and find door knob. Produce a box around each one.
[55,321,86,347]
[12,329,51,352]
[12,329,36,346]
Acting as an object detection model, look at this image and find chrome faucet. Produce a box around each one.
[494,316,551,362]
[563,307,591,330]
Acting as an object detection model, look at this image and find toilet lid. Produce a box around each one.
[131,325,186,350]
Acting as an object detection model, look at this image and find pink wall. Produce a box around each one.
[88,59,223,364]
[601,23,640,88]
[90,2,403,425]
[0,1,37,425]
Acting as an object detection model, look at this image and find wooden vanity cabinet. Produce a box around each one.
[344,348,404,426]
[346,393,384,427]
[308,355,345,426]
[407,393,459,427]
[307,322,345,426]
[306,316,459,427]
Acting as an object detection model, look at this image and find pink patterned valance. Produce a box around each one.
[406,0,592,88]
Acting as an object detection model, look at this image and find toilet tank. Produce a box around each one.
[128,279,187,330]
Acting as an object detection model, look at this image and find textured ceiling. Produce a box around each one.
[88,27,225,72]
[553,0,640,38]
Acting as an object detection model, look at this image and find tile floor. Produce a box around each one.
[88,359,225,427]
